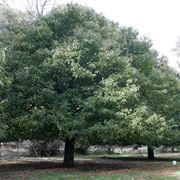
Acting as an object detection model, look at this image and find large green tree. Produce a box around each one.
[2,4,177,166]
[4,4,140,166]
[110,27,180,159]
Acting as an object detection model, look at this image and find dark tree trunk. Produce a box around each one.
[172,146,175,153]
[148,145,155,160]
[107,146,112,154]
[63,138,75,167]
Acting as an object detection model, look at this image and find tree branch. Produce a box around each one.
[35,0,40,16]
[0,0,10,7]
[25,0,58,18]
[52,0,56,9]
[26,0,34,16]
[40,0,48,16]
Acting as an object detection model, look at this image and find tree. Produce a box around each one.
[1,4,137,166]
[145,64,180,158]
[115,27,180,159]
[155,64,180,151]
[2,3,177,167]
[114,28,153,159]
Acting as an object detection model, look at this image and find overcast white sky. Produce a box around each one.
[6,0,180,71]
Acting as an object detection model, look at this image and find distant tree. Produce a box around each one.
[117,28,180,159]
[156,64,180,152]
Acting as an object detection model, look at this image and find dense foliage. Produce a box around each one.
[0,3,179,166]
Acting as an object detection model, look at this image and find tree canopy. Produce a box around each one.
[0,3,179,166]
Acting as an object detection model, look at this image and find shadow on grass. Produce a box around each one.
[100,156,180,162]
[0,156,172,173]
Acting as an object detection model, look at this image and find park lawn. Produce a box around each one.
[3,162,180,180]
[1,154,180,179]
[1,170,180,180]
[31,169,180,180]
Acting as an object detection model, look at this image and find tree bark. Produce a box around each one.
[172,146,175,153]
[63,138,75,167]
[148,145,155,160]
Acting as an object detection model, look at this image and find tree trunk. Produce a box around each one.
[148,145,155,160]
[63,138,75,167]
[172,146,175,153]
[107,145,112,154]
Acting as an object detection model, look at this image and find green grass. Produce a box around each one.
[31,170,180,180]
[30,163,180,180]
[1,165,179,180]
[1,153,180,179]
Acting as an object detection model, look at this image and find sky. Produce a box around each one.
[5,0,180,71]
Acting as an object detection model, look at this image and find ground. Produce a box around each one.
[0,153,180,179]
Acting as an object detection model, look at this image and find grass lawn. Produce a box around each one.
[1,153,180,179]
[29,170,180,180]
[29,162,180,180]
